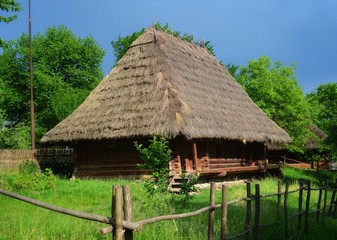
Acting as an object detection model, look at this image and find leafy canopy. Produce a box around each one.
[111,22,215,64]
[307,83,337,160]
[0,25,105,148]
[0,0,22,47]
[229,56,313,153]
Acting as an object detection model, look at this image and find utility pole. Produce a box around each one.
[29,0,35,150]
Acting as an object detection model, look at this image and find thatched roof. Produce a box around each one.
[306,125,327,150]
[41,27,291,144]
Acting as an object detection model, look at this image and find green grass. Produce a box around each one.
[1,167,337,239]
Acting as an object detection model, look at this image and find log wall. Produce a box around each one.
[73,139,268,178]
[74,140,149,178]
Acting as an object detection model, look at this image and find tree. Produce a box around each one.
[307,83,337,160]
[135,135,172,195]
[233,56,313,153]
[111,23,215,64]
[0,0,22,47]
[0,25,105,148]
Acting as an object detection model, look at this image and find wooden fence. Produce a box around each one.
[0,149,74,175]
[1,179,337,239]
[0,149,35,171]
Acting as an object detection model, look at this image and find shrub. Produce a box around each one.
[3,161,56,191]
[19,160,40,175]
[135,135,172,195]
[179,171,199,203]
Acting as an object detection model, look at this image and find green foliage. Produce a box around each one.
[0,0,22,47]
[179,172,199,204]
[111,22,215,64]
[282,166,337,186]
[0,122,31,149]
[0,25,105,147]
[307,83,337,161]
[2,161,56,191]
[232,56,313,153]
[0,0,22,23]
[135,135,172,195]
[225,63,240,79]
[111,30,144,63]
[18,160,39,175]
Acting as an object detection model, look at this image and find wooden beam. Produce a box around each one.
[193,142,199,173]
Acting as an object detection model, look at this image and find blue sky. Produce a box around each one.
[2,0,337,93]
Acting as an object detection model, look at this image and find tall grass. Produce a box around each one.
[1,167,337,239]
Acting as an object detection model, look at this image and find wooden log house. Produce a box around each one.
[41,27,291,178]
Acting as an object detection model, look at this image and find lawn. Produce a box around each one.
[1,166,337,239]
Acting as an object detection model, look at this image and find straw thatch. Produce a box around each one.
[41,27,291,144]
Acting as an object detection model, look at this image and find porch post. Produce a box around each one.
[193,142,199,173]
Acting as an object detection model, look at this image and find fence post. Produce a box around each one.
[113,186,124,240]
[298,179,304,231]
[328,179,337,216]
[284,182,289,240]
[208,182,216,240]
[123,186,133,240]
[277,180,282,221]
[253,184,260,240]
[112,185,118,238]
[221,184,228,240]
[322,181,328,224]
[245,181,252,240]
[305,180,311,234]
[316,181,323,224]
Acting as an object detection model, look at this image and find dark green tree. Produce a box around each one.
[232,56,313,153]
[307,83,337,160]
[111,23,215,64]
[0,25,105,148]
[0,0,22,47]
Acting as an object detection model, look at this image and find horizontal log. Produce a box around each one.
[77,154,139,160]
[209,163,243,169]
[78,163,141,170]
[201,169,227,175]
[0,188,113,224]
[77,169,151,177]
[208,158,245,164]
[77,159,141,165]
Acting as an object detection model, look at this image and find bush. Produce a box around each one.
[19,160,40,175]
[179,171,199,203]
[135,135,172,195]
[3,161,56,191]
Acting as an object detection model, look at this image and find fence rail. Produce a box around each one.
[1,178,337,239]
